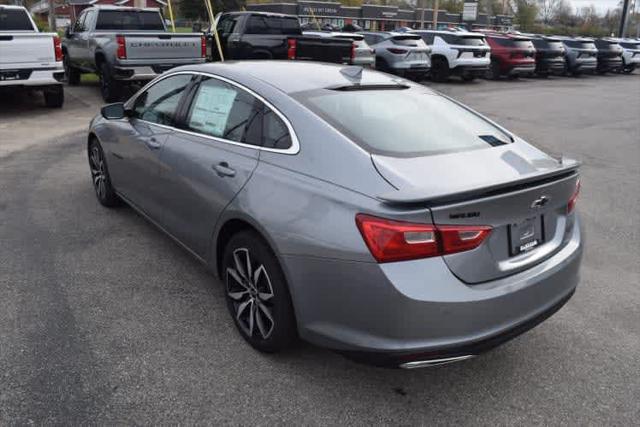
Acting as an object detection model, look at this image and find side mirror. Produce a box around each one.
[101,103,127,120]
[65,26,72,38]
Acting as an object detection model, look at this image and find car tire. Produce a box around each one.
[486,60,501,80]
[88,138,121,207]
[43,85,64,108]
[431,57,450,82]
[64,54,81,85]
[222,230,297,353]
[99,62,122,103]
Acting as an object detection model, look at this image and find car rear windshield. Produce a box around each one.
[246,15,301,35]
[0,9,34,31]
[620,41,640,49]
[294,88,512,157]
[95,10,165,31]
[446,35,486,46]
[493,38,533,48]
[391,35,423,46]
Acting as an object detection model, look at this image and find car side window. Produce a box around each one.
[185,77,260,144]
[132,74,193,126]
[83,10,96,31]
[218,15,237,35]
[262,107,292,150]
[74,12,87,32]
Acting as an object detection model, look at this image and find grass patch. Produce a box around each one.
[82,73,99,83]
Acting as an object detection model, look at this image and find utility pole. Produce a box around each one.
[619,0,631,37]
[419,0,425,29]
[433,0,439,29]
[48,0,57,32]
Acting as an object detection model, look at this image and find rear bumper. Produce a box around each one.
[536,57,566,73]
[0,66,64,88]
[597,58,623,71]
[113,58,206,81]
[508,64,536,75]
[282,215,582,367]
[453,64,490,76]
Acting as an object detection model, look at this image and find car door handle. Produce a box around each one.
[145,137,161,149]
[213,162,236,177]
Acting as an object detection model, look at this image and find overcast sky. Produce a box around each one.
[569,0,624,15]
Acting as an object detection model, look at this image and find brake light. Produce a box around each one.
[567,179,580,214]
[53,35,63,62]
[351,41,356,62]
[356,214,492,263]
[387,47,408,54]
[116,35,127,59]
[201,35,207,58]
[287,38,297,60]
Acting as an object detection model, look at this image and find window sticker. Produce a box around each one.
[189,84,238,137]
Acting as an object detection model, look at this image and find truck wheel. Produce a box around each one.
[44,85,64,108]
[64,55,81,85]
[430,57,450,82]
[99,63,122,103]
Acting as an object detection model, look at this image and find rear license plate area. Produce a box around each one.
[0,70,20,81]
[508,216,544,256]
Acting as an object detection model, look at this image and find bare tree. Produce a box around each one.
[539,0,561,24]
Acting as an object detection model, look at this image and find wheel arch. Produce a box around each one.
[212,215,281,280]
[431,53,449,67]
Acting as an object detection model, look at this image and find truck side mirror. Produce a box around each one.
[65,26,72,38]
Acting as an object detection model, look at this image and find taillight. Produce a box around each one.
[53,35,63,62]
[387,47,408,54]
[351,41,356,62]
[567,179,580,214]
[356,214,492,263]
[287,38,297,60]
[116,35,127,59]
[201,35,207,58]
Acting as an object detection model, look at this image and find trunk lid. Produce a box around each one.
[0,33,56,67]
[373,144,580,283]
[121,33,202,60]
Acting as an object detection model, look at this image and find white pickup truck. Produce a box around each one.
[0,5,65,107]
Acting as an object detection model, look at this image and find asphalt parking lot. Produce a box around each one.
[1,73,638,424]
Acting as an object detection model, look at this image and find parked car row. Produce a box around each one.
[2,6,638,107]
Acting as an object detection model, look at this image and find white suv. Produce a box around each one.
[412,30,490,82]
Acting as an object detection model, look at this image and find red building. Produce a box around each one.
[31,0,168,29]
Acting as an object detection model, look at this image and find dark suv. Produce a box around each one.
[527,35,566,76]
[482,32,536,79]
[594,38,624,73]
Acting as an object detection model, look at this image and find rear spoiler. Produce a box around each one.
[378,158,581,205]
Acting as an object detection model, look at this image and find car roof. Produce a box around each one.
[225,11,295,18]
[172,61,431,95]
[413,29,485,37]
[0,4,27,9]
[89,5,161,11]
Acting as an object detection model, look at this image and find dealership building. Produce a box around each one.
[246,1,513,32]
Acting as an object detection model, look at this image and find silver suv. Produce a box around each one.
[557,36,598,76]
[359,31,431,80]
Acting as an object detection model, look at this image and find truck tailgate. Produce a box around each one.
[0,33,56,67]
[122,33,202,60]
[295,36,352,64]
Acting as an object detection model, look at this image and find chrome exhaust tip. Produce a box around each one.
[399,355,475,369]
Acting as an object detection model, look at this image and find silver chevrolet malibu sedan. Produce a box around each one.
[88,61,582,368]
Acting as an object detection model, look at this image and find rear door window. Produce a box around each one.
[185,77,261,145]
[0,8,34,31]
[132,74,193,126]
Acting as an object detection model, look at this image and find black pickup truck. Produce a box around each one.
[211,12,354,63]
